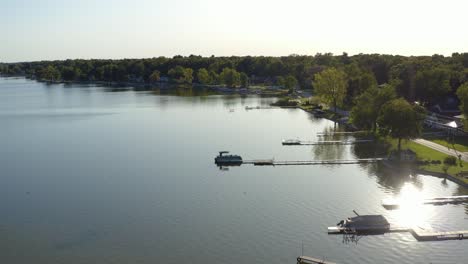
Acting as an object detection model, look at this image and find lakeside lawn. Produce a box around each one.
[388,138,468,185]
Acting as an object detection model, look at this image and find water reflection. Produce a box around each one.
[391,183,431,228]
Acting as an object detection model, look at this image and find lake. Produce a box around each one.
[1,77,467,264]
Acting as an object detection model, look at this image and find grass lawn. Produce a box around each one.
[388,138,468,185]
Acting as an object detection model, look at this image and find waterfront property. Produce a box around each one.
[1,77,467,264]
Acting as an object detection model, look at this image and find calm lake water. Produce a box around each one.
[1,77,467,264]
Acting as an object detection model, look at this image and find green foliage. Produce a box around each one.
[415,68,451,103]
[443,155,457,166]
[284,75,298,92]
[61,66,81,81]
[313,67,347,111]
[378,98,423,151]
[345,63,378,98]
[456,82,468,118]
[240,72,249,88]
[149,70,160,83]
[1,53,467,104]
[37,65,61,81]
[209,70,219,84]
[197,68,211,85]
[168,66,193,83]
[220,68,241,87]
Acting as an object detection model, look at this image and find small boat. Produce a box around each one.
[282,139,301,145]
[214,151,243,165]
[329,211,390,234]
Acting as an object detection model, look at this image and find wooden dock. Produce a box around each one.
[282,139,374,146]
[327,226,409,235]
[411,227,468,241]
[245,106,274,110]
[316,131,368,136]
[328,225,468,242]
[382,195,468,209]
[243,158,385,166]
[297,255,336,264]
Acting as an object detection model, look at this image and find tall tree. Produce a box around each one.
[350,84,397,131]
[284,75,298,93]
[220,68,241,87]
[313,67,347,112]
[168,66,193,83]
[240,72,249,88]
[456,82,468,118]
[377,98,423,152]
[197,68,211,85]
[37,65,61,81]
[149,70,160,83]
[415,68,451,103]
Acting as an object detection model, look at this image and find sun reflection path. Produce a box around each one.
[390,183,433,230]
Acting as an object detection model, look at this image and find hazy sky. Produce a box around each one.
[1,0,468,62]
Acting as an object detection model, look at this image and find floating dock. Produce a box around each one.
[297,255,336,264]
[327,226,409,234]
[382,195,468,209]
[245,106,274,110]
[316,131,368,136]
[282,139,373,146]
[242,158,384,166]
[328,226,468,242]
[411,227,468,241]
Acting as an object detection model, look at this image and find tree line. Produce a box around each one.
[1,53,468,103]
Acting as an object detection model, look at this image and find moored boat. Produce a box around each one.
[282,139,301,145]
[330,211,390,234]
[214,151,243,165]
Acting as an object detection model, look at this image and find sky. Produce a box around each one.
[1,0,468,62]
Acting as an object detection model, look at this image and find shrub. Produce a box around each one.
[443,156,457,166]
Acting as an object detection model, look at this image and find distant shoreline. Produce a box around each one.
[0,74,291,97]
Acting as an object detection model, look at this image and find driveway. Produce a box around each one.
[412,138,468,162]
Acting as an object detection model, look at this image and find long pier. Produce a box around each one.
[382,195,468,209]
[411,227,468,241]
[242,158,385,166]
[297,255,336,264]
[316,131,368,136]
[327,226,468,242]
[245,106,275,110]
[327,226,409,235]
[282,139,374,146]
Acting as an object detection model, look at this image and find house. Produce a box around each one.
[430,95,461,116]
[424,113,465,135]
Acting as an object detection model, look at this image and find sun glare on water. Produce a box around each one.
[392,183,432,229]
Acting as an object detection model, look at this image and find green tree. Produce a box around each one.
[240,72,249,88]
[415,68,451,103]
[209,70,219,84]
[377,98,423,152]
[197,68,211,85]
[220,68,241,87]
[37,65,61,81]
[350,84,397,131]
[456,82,468,118]
[183,68,193,83]
[149,70,160,83]
[61,66,81,81]
[313,67,347,112]
[284,75,298,93]
[276,76,285,87]
[443,156,457,174]
[168,66,193,83]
